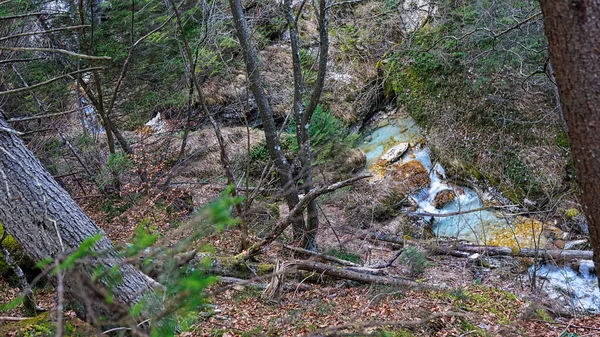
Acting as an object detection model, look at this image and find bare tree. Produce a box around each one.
[539,0,600,282]
[228,0,330,250]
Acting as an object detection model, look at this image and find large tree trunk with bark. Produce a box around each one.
[539,1,600,283]
[0,119,155,324]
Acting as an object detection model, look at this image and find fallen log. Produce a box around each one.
[151,251,439,291]
[365,232,405,246]
[291,260,442,290]
[434,244,593,261]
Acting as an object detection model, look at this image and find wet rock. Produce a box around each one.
[379,142,409,164]
[377,119,389,127]
[553,239,565,249]
[432,189,457,209]
[386,160,431,194]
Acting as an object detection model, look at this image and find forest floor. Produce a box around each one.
[3,216,600,336]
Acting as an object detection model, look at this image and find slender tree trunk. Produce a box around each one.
[284,0,330,250]
[539,0,600,284]
[0,119,156,324]
[228,0,305,241]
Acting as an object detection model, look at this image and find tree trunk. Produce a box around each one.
[431,244,594,261]
[228,0,305,241]
[539,0,600,283]
[284,0,330,250]
[0,119,155,325]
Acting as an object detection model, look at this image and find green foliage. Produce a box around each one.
[286,105,358,164]
[501,149,541,199]
[99,196,133,223]
[399,246,431,277]
[564,208,580,220]
[98,152,132,190]
[555,131,570,149]
[249,141,270,163]
[60,234,102,272]
[106,152,132,173]
[378,329,415,337]
[328,248,362,265]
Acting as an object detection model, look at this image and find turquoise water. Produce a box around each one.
[358,116,423,166]
[360,115,599,313]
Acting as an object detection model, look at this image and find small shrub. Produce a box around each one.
[328,248,362,265]
[286,105,358,164]
[249,141,270,162]
[400,246,431,276]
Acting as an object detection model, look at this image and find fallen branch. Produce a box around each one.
[364,232,405,246]
[217,276,310,292]
[0,25,90,42]
[0,68,104,96]
[0,47,110,60]
[291,260,440,290]
[434,244,593,261]
[0,316,30,321]
[281,244,361,267]
[7,106,89,122]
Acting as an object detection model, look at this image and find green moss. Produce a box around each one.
[2,312,95,336]
[328,248,362,265]
[565,208,580,219]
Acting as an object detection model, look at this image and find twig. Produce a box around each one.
[240,174,371,259]
[0,47,110,60]
[0,57,44,65]
[7,106,90,122]
[0,25,90,42]
[0,67,104,96]
[0,12,65,21]
[0,126,23,135]
[281,244,361,267]
[0,316,30,321]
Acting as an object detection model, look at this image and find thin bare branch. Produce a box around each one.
[0,67,103,96]
[0,25,90,42]
[0,12,65,21]
[0,58,44,65]
[0,47,111,60]
[7,106,89,122]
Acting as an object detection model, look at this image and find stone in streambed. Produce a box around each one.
[386,160,431,194]
[432,189,457,209]
[378,142,409,165]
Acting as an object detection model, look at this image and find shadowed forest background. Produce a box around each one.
[1,0,600,336]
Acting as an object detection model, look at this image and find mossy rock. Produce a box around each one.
[386,160,431,194]
[0,223,37,283]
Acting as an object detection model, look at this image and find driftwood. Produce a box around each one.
[433,244,593,261]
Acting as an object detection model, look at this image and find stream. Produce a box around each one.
[358,112,600,314]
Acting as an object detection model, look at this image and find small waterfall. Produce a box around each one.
[407,148,502,243]
[359,113,600,314]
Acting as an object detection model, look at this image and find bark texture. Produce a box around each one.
[228,0,305,242]
[540,0,600,280]
[0,119,154,323]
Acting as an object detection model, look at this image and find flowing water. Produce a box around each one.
[359,114,600,313]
